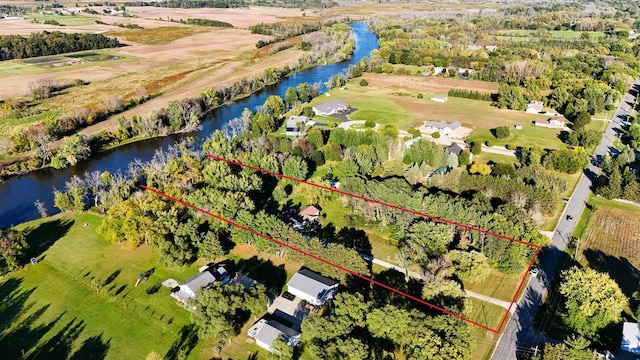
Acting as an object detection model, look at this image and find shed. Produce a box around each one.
[286,268,339,306]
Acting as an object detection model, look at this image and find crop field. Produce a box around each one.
[105,26,210,45]
[0,50,133,78]
[27,13,98,26]
[579,198,640,299]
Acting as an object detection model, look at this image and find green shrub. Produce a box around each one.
[359,79,369,86]
[432,131,441,139]
[417,93,424,99]
[494,125,510,139]
[471,141,482,154]
[485,140,494,147]
[364,119,375,128]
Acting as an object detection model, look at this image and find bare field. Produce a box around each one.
[125,6,314,27]
[364,73,499,95]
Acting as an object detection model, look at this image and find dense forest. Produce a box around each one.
[0,32,121,61]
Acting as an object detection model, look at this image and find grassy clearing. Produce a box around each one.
[27,14,97,26]
[472,152,519,165]
[467,123,565,150]
[0,109,63,138]
[3,213,208,359]
[463,268,528,302]
[106,27,209,45]
[468,299,508,360]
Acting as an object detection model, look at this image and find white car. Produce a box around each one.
[530,268,539,278]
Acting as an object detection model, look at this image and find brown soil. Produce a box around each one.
[364,73,500,94]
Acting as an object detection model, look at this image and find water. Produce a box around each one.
[0,22,379,228]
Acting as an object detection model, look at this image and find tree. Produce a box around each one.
[494,126,510,139]
[284,87,299,109]
[0,229,28,274]
[406,221,453,259]
[32,129,55,167]
[469,163,491,175]
[559,267,627,336]
[542,335,596,360]
[458,150,471,166]
[446,152,459,168]
[572,112,592,130]
[359,79,369,86]
[52,135,91,169]
[263,95,285,118]
[447,250,490,284]
[599,166,622,199]
[470,141,482,154]
[282,156,308,180]
[496,84,527,110]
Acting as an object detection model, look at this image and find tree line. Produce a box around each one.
[447,88,493,102]
[0,32,120,61]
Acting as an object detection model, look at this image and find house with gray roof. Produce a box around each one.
[312,99,349,116]
[621,322,640,357]
[285,116,315,136]
[446,143,466,156]
[248,319,301,352]
[423,120,461,136]
[286,268,339,306]
[171,265,230,305]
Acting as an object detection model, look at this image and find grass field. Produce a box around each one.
[472,152,519,165]
[27,14,97,26]
[106,27,209,45]
[463,268,528,303]
[0,51,134,78]
[1,213,209,359]
[468,298,507,360]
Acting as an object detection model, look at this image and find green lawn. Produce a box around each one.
[28,14,97,26]
[468,298,507,359]
[467,123,565,150]
[463,268,528,303]
[472,152,518,165]
[2,213,209,359]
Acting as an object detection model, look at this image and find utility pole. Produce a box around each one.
[574,237,581,259]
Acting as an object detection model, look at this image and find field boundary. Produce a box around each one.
[141,155,542,333]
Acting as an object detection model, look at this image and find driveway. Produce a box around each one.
[491,78,640,359]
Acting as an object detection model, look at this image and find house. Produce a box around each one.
[248,319,300,352]
[525,101,544,114]
[621,322,640,356]
[485,45,498,52]
[431,96,448,103]
[285,116,314,136]
[423,120,461,136]
[548,115,566,127]
[171,265,230,305]
[286,268,339,306]
[445,143,466,156]
[298,205,320,223]
[312,99,349,116]
[432,67,446,75]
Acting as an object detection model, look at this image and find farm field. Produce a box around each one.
[27,13,97,26]
[578,196,640,301]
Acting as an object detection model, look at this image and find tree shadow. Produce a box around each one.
[22,219,74,260]
[0,277,35,334]
[164,324,199,360]
[102,269,121,287]
[29,318,86,360]
[233,256,287,296]
[68,334,111,360]
[583,249,640,309]
[371,268,422,309]
[335,227,373,255]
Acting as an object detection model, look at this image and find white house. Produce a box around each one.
[170,265,229,305]
[423,120,461,136]
[525,101,544,114]
[285,116,314,136]
[431,96,448,103]
[248,319,300,352]
[298,205,320,223]
[621,322,640,356]
[548,115,566,127]
[312,99,349,116]
[286,268,339,306]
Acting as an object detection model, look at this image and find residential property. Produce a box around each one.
[286,268,339,306]
[298,205,320,223]
[525,101,544,114]
[445,143,466,157]
[534,115,566,129]
[285,116,314,136]
[312,99,349,116]
[170,264,230,305]
[431,96,448,103]
[423,120,462,136]
[620,322,640,357]
[248,319,301,352]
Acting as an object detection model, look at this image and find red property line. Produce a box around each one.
[206,154,540,250]
[141,185,501,333]
[205,155,541,333]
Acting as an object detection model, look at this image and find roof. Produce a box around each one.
[446,143,465,156]
[313,99,348,114]
[287,269,338,298]
[299,205,320,218]
[425,120,460,131]
[182,271,216,293]
[549,115,566,123]
[526,101,544,112]
[255,320,300,348]
[434,166,450,175]
[621,322,640,355]
[286,116,311,128]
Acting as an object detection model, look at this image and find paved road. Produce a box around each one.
[364,255,514,310]
[491,79,640,359]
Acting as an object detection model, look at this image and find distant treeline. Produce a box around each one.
[0,32,120,61]
[447,88,494,102]
[122,0,247,8]
[176,18,233,27]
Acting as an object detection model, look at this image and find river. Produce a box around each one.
[0,22,379,228]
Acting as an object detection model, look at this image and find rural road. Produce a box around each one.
[362,254,514,310]
[491,78,640,359]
